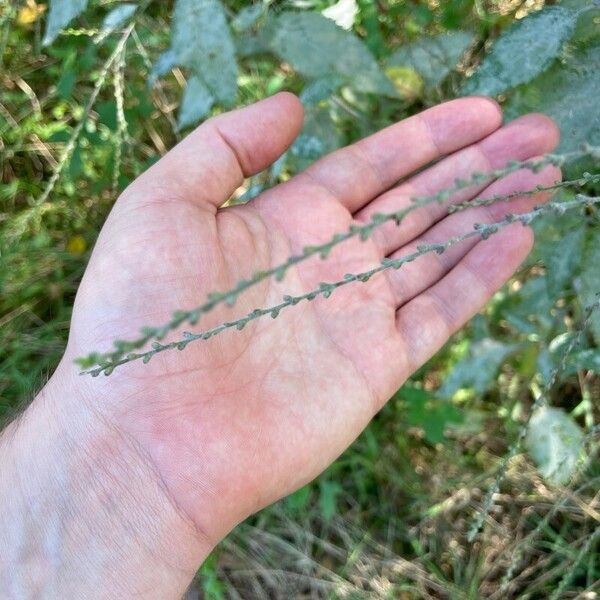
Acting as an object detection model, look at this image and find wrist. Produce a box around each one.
[0,366,212,597]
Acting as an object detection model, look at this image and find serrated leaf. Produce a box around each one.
[270,11,397,97]
[439,339,518,398]
[172,0,238,106]
[462,6,578,97]
[578,228,600,343]
[505,41,600,158]
[388,31,474,89]
[525,406,584,485]
[43,0,88,45]
[177,76,215,129]
[101,3,136,33]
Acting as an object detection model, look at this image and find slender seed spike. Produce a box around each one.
[76,147,600,374]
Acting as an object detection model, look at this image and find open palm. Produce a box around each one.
[58,93,559,545]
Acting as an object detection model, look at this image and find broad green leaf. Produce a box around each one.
[502,276,555,335]
[57,51,77,99]
[177,76,215,130]
[231,4,265,32]
[172,0,238,106]
[270,11,397,97]
[462,6,578,96]
[101,3,136,33]
[539,225,586,298]
[577,228,600,343]
[288,107,341,171]
[525,406,584,485]
[43,0,88,45]
[439,339,518,398]
[387,31,474,89]
[235,14,276,58]
[562,0,600,45]
[401,386,463,445]
[505,41,600,158]
[299,76,345,106]
[96,101,118,130]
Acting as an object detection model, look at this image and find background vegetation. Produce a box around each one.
[1,0,599,597]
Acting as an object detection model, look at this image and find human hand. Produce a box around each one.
[64,92,560,542]
[9,93,559,595]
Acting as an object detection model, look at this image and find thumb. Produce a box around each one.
[131,92,304,209]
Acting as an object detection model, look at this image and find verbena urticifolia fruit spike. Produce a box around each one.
[80,193,600,376]
[76,147,600,373]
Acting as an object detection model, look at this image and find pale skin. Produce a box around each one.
[0,93,561,597]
